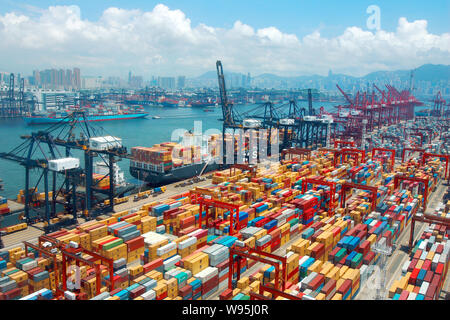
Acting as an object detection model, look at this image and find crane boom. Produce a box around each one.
[216,61,234,126]
[336,84,353,106]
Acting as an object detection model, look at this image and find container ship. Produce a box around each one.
[129,134,223,186]
[24,104,148,125]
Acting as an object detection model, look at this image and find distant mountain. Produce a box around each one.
[194,64,449,83]
[414,64,450,82]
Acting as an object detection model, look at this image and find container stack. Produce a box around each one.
[1,129,449,300]
[388,224,449,300]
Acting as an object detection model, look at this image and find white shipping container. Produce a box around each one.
[141,290,156,300]
[89,136,122,151]
[280,119,295,125]
[178,236,197,250]
[243,119,262,128]
[194,267,218,283]
[234,240,246,247]
[64,291,77,300]
[48,157,80,172]
[157,242,177,256]
[163,255,181,271]
[22,260,38,272]
[419,282,429,296]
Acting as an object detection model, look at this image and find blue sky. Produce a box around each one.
[0,0,448,77]
[1,0,449,37]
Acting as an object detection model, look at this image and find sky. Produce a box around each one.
[0,0,449,78]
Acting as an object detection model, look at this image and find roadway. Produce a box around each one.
[356,180,448,300]
[1,174,214,251]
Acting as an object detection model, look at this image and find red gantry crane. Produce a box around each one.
[301,178,337,216]
[393,175,430,210]
[340,182,378,212]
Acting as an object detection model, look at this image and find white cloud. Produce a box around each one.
[0,4,448,77]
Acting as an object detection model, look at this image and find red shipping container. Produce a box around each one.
[331,227,341,238]
[337,279,352,295]
[410,268,420,285]
[129,285,146,299]
[422,260,431,272]
[5,288,21,300]
[202,275,219,293]
[408,259,418,272]
[156,291,168,300]
[321,278,336,296]
[311,243,325,259]
[399,290,409,300]
[357,240,370,256]
[425,284,437,300]
[179,226,197,236]
[431,274,441,287]
[190,229,208,240]
[269,228,281,240]
[271,238,281,251]
[121,212,138,221]
[143,258,163,273]
[126,236,145,252]
[345,228,357,238]
[48,230,68,238]
[308,274,325,291]
[180,216,195,229]
[220,288,233,300]
[356,230,367,241]
[216,260,229,273]
[435,263,444,275]
[179,284,193,298]
[363,251,375,265]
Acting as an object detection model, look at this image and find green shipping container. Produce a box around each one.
[103,238,124,251]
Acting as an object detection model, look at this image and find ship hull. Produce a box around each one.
[130,162,220,187]
[190,103,216,108]
[24,113,149,125]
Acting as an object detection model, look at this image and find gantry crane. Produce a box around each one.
[430,91,447,118]
[216,61,331,164]
[0,111,134,232]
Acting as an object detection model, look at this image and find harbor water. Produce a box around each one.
[0,101,358,199]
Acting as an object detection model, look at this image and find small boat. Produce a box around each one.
[152,116,161,119]
[203,109,214,112]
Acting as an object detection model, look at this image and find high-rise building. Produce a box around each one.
[129,75,143,88]
[51,69,57,87]
[158,77,176,90]
[73,68,81,89]
[57,69,65,87]
[33,70,40,86]
[65,69,73,88]
[177,76,186,89]
[241,75,247,88]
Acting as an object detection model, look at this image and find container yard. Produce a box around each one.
[0,28,450,317]
[0,113,448,301]
[0,59,449,304]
